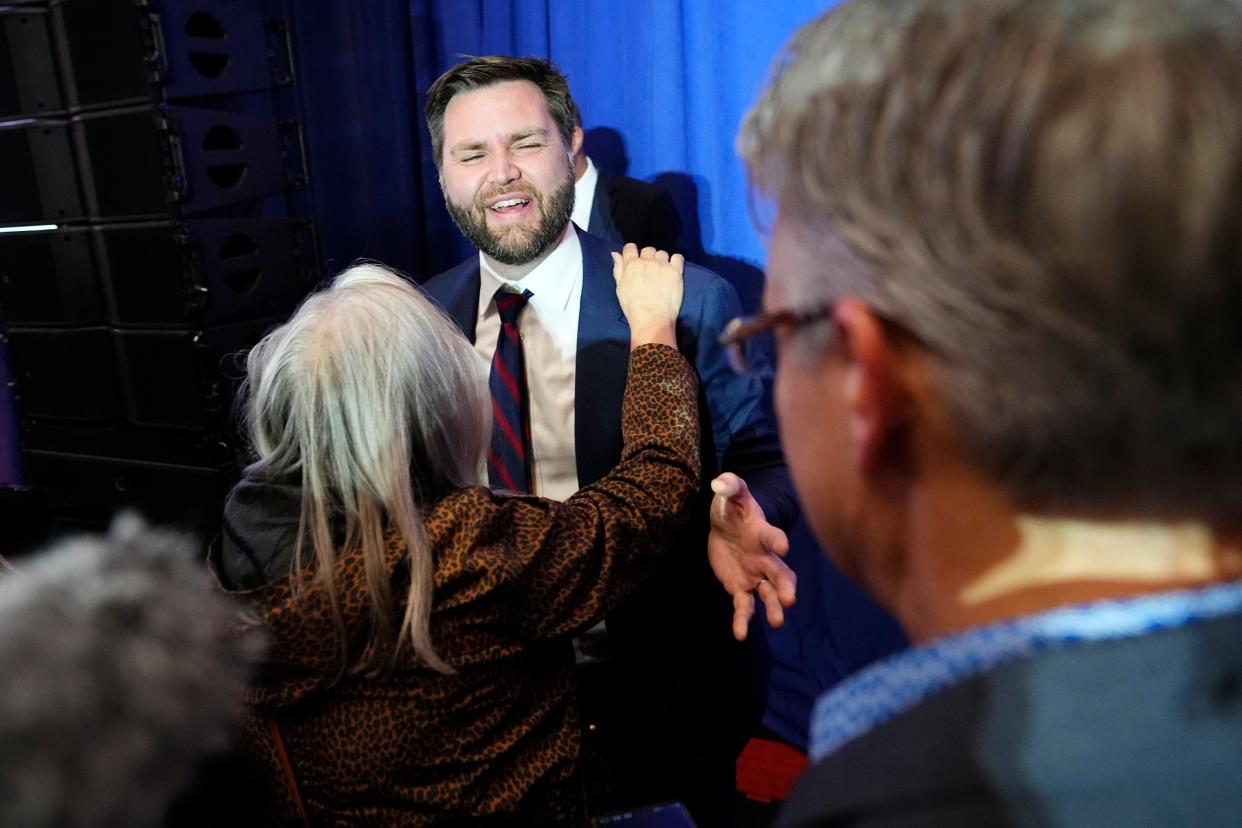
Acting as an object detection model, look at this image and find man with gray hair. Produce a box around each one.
[727,0,1242,824]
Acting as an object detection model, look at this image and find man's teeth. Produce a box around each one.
[491,198,529,210]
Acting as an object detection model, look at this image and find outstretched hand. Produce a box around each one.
[707,472,797,641]
[610,243,684,349]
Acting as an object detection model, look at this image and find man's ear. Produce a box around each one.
[571,125,585,158]
[834,299,913,475]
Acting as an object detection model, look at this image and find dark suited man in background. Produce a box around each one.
[421,56,797,824]
[568,106,682,253]
[728,0,1242,825]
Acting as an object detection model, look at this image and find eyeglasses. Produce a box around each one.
[718,305,834,377]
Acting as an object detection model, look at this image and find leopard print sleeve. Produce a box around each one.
[497,343,701,641]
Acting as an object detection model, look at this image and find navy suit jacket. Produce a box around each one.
[421,227,793,523]
[422,227,796,751]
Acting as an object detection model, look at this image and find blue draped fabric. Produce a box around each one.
[296,0,843,294]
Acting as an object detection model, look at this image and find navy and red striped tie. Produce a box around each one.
[487,287,534,492]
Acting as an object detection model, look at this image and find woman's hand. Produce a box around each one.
[610,243,685,350]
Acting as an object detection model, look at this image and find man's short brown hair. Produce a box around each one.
[425,56,579,168]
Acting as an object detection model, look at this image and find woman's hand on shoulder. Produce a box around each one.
[610,243,684,350]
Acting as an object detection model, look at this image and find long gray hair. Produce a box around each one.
[240,263,489,674]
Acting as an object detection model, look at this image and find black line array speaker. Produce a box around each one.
[1,5,65,119]
[0,218,301,328]
[0,0,318,536]
[0,105,290,222]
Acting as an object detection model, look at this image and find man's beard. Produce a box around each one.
[445,176,575,267]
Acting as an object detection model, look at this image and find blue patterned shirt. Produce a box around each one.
[809,579,1242,762]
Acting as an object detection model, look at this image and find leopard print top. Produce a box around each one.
[212,345,700,826]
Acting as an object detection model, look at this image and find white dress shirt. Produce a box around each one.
[475,225,582,502]
[571,155,599,233]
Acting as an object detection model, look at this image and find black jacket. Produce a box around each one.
[779,608,1242,828]
[586,171,682,253]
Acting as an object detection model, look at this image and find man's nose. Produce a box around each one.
[486,149,519,187]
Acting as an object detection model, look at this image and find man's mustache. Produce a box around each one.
[474,189,543,211]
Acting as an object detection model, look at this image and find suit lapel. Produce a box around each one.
[574,229,629,487]
[428,259,481,343]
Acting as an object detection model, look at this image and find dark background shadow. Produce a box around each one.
[583,126,631,178]
[585,127,765,315]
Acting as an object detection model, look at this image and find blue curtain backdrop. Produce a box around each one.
[293,0,841,295]
[0,0,907,749]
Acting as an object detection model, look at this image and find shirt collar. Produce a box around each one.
[571,156,600,232]
[577,155,599,194]
[477,223,582,319]
[808,578,1242,763]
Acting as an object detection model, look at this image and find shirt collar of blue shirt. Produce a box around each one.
[809,578,1242,762]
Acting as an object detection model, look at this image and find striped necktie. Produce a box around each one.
[487,287,534,492]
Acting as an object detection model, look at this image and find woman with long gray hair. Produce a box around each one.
[210,246,700,825]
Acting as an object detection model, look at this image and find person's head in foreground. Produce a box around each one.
[738,0,1242,821]
[740,0,1242,640]
[0,515,261,828]
[426,55,582,267]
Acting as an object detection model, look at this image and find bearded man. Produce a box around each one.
[421,56,798,824]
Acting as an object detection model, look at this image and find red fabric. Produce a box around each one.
[736,737,809,803]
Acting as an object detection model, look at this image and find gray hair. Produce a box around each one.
[739,0,1242,520]
[0,514,263,827]
[241,263,489,674]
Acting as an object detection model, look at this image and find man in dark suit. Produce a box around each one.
[421,56,798,824]
[731,0,1242,825]
[569,114,681,253]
